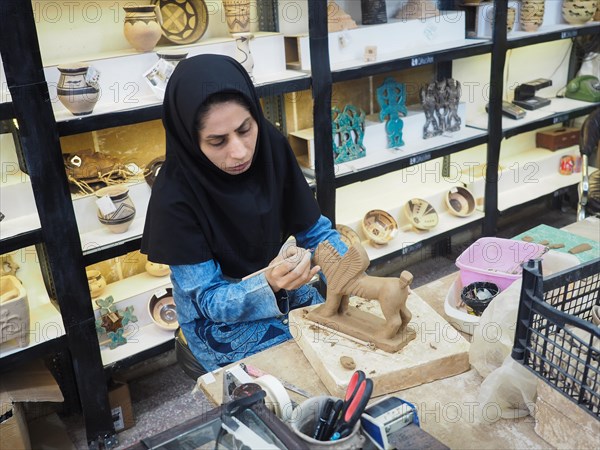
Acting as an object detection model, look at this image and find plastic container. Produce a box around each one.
[455,237,547,290]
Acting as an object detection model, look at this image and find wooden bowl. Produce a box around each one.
[405,198,438,231]
[336,224,361,247]
[446,186,476,217]
[362,210,398,246]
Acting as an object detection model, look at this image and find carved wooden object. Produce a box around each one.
[307,241,415,352]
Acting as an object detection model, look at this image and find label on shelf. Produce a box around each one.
[411,55,435,67]
[409,153,432,166]
[560,30,578,39]
[553,114,569,124]
[154,288,168,298]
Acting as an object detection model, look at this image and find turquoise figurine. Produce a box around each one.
[332,105,367,164]
[377,77,407,148]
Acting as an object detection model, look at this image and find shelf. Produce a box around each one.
[0,335,67,373]
[0,246,66,360]
[467,97,600,139]
[508,22,600,49]
[331,41,491,83]
[0,229,43,255]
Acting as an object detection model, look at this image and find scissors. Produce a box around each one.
[330,370,373,441]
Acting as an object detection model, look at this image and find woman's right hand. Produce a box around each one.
[265,245,320,293]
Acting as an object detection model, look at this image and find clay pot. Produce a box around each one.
[233,33,254,80]
[520,0,545,32]
[157,50,188,67]
[0,275,29,347]
[222,0,251,34]
[362,209,398,246]
[507,7,516,32]
[95,185,136,234]
[562,0,598,24]
[57,63,100,116]
[123,5,163,52]
[87,269,107,298]
[145,261,171,277]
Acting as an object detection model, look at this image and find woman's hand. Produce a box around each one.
[265,245,321,293]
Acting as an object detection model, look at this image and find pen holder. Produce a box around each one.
[289,395,365,449]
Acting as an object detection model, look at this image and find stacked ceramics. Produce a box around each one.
[520,0,545,32]
[123,5,163,52]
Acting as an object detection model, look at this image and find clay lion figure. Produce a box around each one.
[312,240,413,340]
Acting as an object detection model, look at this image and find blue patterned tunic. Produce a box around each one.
[170,215,347,371]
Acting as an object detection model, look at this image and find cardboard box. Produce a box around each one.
[0,401,30,450]
[108,381,135,432]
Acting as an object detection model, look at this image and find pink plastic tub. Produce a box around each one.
[455,237,547,291]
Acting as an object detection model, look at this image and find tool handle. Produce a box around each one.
[331,378,373,441]
[320,399,344,441]
[313,399,334,440]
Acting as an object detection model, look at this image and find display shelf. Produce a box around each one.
[0,335,68,373]
[0,246,66,360]
[44,32,308,134]
[467,97,600,139]
[336,169,485,263]
[100,323,174,367]
[0,179,42,242]
[508,22,600,49]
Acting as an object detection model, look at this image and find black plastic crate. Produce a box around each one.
[512,257,600,419]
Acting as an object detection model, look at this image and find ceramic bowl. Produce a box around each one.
[446,186,476,217]
[460,281,500,316]
[405,198,439,231]
[145,261,171,277]
[361,209,398,246]
[148,288,179,331]
[336,224,361,247]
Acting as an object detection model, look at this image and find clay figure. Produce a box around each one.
[377,77,407,148]
[445,78,462,132]
[310,240,413,343]
[420,83,441,139]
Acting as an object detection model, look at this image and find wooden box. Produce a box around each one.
[536,127,580,151]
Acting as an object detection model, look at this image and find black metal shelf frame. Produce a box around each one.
[332,41,493,83]
[83,237,143,267]
[56,77,312,137]
[508,23,600,50]
[0,101,15,120]
[0,229,43,255]
[103,338,174,375]
[0,335,68,374]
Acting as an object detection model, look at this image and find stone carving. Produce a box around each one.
[420,78,462,139]
[332,105,367,164]
[377,77,407,148]
[307,241,415,352]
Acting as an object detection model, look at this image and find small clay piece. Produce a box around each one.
[568,243,593,254]
[308,240,416,352]
[340,356,356,370]
[522,236,535,242]
[549,243,565,249]
[539,240,549,246]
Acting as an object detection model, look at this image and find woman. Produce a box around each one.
[141,54,347,376]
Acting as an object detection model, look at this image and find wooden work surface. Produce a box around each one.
[198,218,600,448]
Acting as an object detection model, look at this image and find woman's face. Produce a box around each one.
[197,101,258,175]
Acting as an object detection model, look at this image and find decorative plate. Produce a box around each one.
[144,157,164,188]
[361,209,398,246]
[336,224,361,247]
[446,186,476,218]
[405,198,438,231]
[154,0,209,45]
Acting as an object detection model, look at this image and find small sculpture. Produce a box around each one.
[95,296,138,350]
[1,253,20,278]
[364,45,377,62]
[420,78,462,139]
[332,105,367,164]
[307,241,415,352]
[377,77,407,148]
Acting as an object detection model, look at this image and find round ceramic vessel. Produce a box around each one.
[95,185,136,234]
[362,209,398,246]
[57,63,100,116]
[148,288,179,330]
[222,0,251,34]
[405,198,439,230]
[86,269,107,298]
[123,5,162,52]
[520,0,545,32]
[562,0,598,24]
[446,186,476,218]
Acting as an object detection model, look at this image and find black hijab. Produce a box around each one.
[141,54,320,278]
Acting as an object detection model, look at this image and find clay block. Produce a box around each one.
[536,128,580,151]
